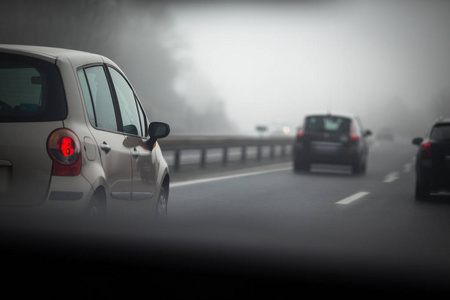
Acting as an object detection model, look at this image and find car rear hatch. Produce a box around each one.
[430,123,450,187]
[431,141,450,187]
[0,122,64,206]
[0,51,67,206]
[303,115,353,155]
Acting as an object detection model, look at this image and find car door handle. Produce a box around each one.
[101,142,111,152]
[132,148,140,158]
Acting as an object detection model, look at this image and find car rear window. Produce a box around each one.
[430,124,450,141]
[0,52,67,122]
[304,116,351,133]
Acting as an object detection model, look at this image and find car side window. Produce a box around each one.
[108,67,144,137]
[136,100,147,137]
[431,125,450,141]
[78,66,118,131]
[77,69,96,126]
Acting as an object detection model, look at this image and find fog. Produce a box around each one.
[1,0,450,137]
[168,0,450,137]
[0,0,236,134]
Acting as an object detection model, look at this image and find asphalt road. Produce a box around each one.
[162,137,450,293]
[3,137,450,296]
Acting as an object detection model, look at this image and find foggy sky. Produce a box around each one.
[1,0,449,137]
[0,0,236,135]
[168,0,450,137]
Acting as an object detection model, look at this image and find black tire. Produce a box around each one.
[359,159,367,174]
[293,160,301,172]
[415,179,430,200]
[352,156,367,175]
[155,186,168,220]
[86,193,106,219]
[293,158,308,172]
[360,162,367,174]
[352,161,362,174]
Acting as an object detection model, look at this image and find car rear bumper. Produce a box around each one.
[293,143,361,165]
[0,174,94,220]
[416,163,450,192]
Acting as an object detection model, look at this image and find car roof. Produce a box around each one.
[303,111,359,120]
[434,117,450,126]
[0,44,108,66]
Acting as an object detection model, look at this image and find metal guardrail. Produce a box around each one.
[157,135,294,171]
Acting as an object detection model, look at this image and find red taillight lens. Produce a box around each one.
[59,137,75,157]
[297,120,305,139]
[47,129,82,176]
[421,142,432,157]
[350,121,360,140]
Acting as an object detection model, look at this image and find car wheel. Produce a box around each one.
[352,161,362,174]
[360,161,367,174]
[415,179,430,200]
[293,158,308,172]
[155,187,168,220]
[293,159,301,172]
[86,193,106,219]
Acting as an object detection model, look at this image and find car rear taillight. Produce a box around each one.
[350,121,360,140]
[47,128,82,176]
[297,120,305,140]
[420,142,432,157]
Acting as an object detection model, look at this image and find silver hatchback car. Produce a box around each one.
[0,45,170,220]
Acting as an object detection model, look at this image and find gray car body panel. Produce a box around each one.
[0,45,169,218]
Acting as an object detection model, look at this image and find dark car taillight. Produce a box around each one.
[297,128,304,139]
[47,128,82,176]
[420,142,432,158]
[350,121,360,140]
[296,120,305,141]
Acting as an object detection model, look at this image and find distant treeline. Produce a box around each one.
[0,0,236,135]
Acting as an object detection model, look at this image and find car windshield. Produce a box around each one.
[0,53,66,122]
[305,116,351,133]
[430,124,450,141]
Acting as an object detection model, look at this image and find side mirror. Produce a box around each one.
[147,122,170,150]
[412,137,423,146]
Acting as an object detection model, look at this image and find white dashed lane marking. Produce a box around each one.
[384,162,412,183]
[403,163,412,173]
[384,171,400,183]
[336,192,370,205]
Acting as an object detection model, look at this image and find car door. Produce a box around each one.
[107,66,157,203]
[78,66,133,201]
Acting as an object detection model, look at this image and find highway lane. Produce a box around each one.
[166,137,450,289]
[168,138,420,231]
[2,137,449,295]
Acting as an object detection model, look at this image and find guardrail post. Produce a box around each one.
[241,146,246,163]
[174,150,181,171]
[222,147,228,165]
[281,145,286,157]
[200,149,206,168]
[257,145,262,161]
[270,145,275,159]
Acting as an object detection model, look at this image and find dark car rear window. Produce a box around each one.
[304,116,351,133]
[430,124,450,141]
[0,52,67,122]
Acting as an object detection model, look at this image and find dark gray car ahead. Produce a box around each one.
[293,113,372,174]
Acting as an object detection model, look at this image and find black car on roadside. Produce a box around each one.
[412,118,450,200]
[293,113,372,174]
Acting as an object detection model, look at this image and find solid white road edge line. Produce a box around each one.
[170,167,292,188]
[336,191,370,205]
